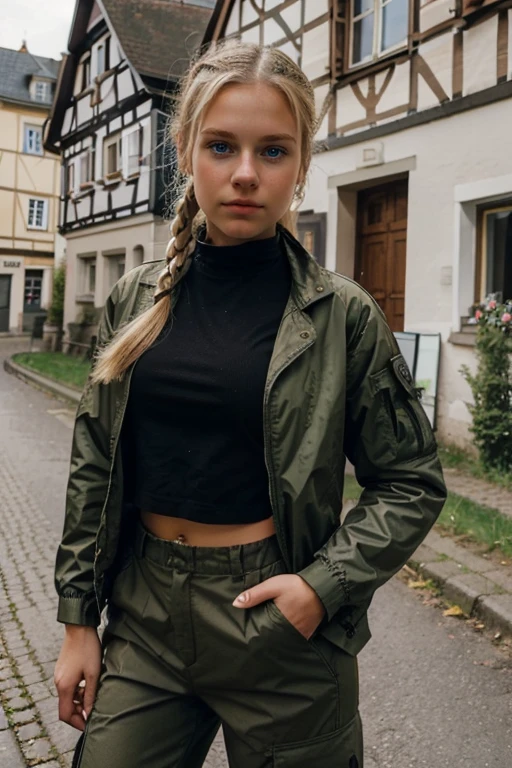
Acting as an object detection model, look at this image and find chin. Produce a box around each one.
[216,220,274,243]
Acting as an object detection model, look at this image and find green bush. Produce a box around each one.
[47,262,66,326]
[461,297,512,473]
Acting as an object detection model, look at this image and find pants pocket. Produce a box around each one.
[270,712,363,768]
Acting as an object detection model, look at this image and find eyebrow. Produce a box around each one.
[200,128,297,143]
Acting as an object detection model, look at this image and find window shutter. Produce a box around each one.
[331,0,348,79]
[42,201,49,231]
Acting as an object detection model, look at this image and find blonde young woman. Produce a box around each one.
[54,41,446,768]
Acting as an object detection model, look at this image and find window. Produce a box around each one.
[80,151,93,187]
[32,80,51,103]
[27,198,48,230]
[79,255,97,297]
[97,38,110,76]
[107,254,125,287]
[125,128,142,176]
[67,163,75,196]
[82,56,91,90]
[104,135,122,177]
[478,205,512,302]
[350,0,409,67]
[24,270,43,310]
[23,125,43,155]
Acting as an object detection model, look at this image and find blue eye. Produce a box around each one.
[210,142,230,155]
[264,147,285,159]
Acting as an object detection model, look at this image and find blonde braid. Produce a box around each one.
[154,179,199,304]
[91,182,199,384]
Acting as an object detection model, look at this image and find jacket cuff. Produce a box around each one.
[56,593,100,627]
[298,558,350,621]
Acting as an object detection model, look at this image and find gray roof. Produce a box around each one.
[0,46,60,108]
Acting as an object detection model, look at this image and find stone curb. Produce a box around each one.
[3,357,81,406]
[409,529,512,639]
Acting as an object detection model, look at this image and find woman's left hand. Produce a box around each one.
[232,574,326,639]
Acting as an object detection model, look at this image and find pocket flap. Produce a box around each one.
[272,713,363,767]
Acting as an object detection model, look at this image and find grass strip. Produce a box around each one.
[438,443,512,491]
[343,474,512,560]
[12,352,90,391]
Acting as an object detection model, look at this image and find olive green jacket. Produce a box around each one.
[55,228,446,656]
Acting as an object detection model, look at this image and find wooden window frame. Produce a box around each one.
[123,126,143,178]
[103,134,122,182]
[32,79,51,103]
[475,202,512,302]
[348,0,410,69]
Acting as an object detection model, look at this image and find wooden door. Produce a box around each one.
[0,275,11,332]
[356,180,408,332]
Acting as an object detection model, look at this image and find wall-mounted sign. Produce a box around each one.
[2,261,22,268]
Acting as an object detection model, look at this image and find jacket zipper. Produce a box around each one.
[263,294,331,571]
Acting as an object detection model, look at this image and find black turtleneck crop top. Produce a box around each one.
[121,232,291,524]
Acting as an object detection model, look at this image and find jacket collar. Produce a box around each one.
[138,225,334,310]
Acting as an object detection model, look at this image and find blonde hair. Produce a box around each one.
[92,40,316,384]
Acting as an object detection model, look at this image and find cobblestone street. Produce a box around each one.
[1,336,511,767]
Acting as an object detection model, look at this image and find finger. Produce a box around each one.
[67,712,86,732]
[232,576,283,608]
[58,685,79,725]
[83,674,99,717]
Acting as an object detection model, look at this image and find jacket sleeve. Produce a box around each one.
[299,292,447,621]
[54,287,119,627]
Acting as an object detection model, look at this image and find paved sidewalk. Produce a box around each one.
[443,467,512,520]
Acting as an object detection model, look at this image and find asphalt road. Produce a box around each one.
[0,337,511,767]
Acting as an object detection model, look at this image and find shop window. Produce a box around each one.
[24,270,43,311]
[27,198,49,230]
[477,205,512,302]
[24,125,43,155]
[349,0,409,67]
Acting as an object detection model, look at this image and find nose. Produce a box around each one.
[231,150,259,188]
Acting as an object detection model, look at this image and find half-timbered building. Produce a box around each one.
[0,44,61,333]
[205,0,512,446]
[45,0,214,339]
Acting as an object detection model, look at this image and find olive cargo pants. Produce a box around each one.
[75,522,363,768]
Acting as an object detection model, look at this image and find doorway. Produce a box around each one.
[355,179,408,331]
[0,275,12,332]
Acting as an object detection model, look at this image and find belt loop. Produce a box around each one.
[229,546,243,581]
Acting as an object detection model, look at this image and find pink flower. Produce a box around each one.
[501,312,512,323]
[488,300,497,310]
[475,309,483,320]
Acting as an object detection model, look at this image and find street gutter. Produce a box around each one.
[3,357,80,406]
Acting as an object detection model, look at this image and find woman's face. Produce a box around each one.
[190,82,303,247]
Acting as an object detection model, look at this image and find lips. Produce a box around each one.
[223,199,263,208]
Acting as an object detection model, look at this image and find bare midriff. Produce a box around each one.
[140,511,276,547]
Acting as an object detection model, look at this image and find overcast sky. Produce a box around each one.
[0,0,76,60]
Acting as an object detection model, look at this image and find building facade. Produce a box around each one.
[45,0,214,341]
[205,0,512,447]
[0,44,61,333]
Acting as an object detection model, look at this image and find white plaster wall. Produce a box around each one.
[418,33,453,108]
[301,22,330,82]
[225,0,240,35]
[509,10,512,76]
[419,0,453,33]
[304,0,328,24]
[463,16,498,96]
[63,215,160,329]
[302,98,512,444]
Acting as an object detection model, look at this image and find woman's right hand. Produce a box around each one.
[54,625,102,731]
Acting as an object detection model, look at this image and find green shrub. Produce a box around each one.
[460,297,512,473]
[47,261,66,326]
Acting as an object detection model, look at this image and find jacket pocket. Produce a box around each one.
[271,713,363,767]
[369,354,435,463]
